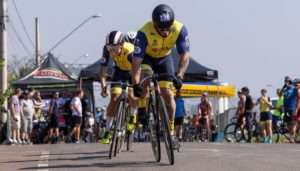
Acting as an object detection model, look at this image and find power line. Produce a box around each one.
[11,0,35,48]
[8,20,33,57]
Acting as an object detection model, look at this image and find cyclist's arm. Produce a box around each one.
[132,31,147,85]
[176,25,190,79]
[99,46,109,89]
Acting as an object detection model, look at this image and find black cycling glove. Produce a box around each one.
[133,84,143,97]
[173,76,183,90]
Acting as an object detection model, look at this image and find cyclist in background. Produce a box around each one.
[272,88,284,127]
[197,92,213,141]
[131,4,190,144]
[99,30,137,144]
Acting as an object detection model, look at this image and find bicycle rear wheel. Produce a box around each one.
[148,94,161,162]
[158,95,174,165]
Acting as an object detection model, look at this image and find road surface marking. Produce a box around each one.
[37,151,49,171]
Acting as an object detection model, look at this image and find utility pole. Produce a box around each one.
[0,0,7,95]
[35,17,40,66]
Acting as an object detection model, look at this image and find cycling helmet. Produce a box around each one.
[105,30,125,45]
[125,31,137,44]
[152,4,175,29]
[241,86,250,93]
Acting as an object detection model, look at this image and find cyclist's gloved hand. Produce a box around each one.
[173,76,183,90]
[133,84,143,97]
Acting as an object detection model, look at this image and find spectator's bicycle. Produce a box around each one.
[224,116,239,143]
[108,82,132,159]
[234,113,263,143]
[140,73,179,165]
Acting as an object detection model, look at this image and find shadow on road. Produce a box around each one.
[0,155,109,164]
[20,161,169,170]
[24,150,109,157]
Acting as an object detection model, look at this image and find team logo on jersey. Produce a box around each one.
[152,40,158,46]
[134,46,142,54]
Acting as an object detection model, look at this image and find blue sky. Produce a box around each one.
[7,0,300,97]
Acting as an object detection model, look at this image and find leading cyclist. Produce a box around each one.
[131,4,190,142]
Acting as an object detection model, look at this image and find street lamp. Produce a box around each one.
[44,14,101,55]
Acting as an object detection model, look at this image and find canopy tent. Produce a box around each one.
[79,50,218,82]
[12,53,78,90]
[176,82,236,97]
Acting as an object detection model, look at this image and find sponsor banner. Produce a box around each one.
[173,84,236,97]
[33,69,69,80]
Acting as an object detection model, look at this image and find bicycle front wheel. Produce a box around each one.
[158,95,174,165]
[148,94,161,162]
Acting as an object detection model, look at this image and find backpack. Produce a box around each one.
[245,95,254,110]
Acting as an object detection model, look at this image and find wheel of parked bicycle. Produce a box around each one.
[224,123,239,143]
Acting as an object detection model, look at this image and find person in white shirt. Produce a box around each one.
[9,88,23,144]
[20,91,34,144]
[70,89,84,143]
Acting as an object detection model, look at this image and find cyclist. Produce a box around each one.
[197,92,213,141]
[131,4,190,143]
[99,30,137,144]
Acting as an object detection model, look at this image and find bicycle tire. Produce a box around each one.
[109,117,117,159]
[224,123,238,143]
[148,94,161,162]
[113,101,126,156]
[117,104,129,152]
[234,125,244,142]
[158,95,174,165]
[272,125,281,143]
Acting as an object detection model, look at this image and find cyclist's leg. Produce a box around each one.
[204,117,211,141]
[156,55,176,136]
[245,112,253,142]
[101,70,125,144]
[127,90,138,133]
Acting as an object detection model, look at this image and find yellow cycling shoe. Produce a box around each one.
[100,131,112,144]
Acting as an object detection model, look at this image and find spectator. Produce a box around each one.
[20,91,34,144]
[9,88,22,144]
[70,89,84,143]
[32,91,42,120]
[256,89,273,143]
[197,92,213,141]
[174,91,186,141]
[283,77,299,142]
[272,88,284,126]
[48,92,60,144]
[241,86,254,143]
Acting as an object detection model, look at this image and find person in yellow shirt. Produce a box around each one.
[256,89,273,143]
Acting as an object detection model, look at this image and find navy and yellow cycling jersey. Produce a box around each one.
[133,20,189,59]
[133,20,189,87]
[100,42,134,71]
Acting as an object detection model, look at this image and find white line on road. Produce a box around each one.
[37,151,49,171]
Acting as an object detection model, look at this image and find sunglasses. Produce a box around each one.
[107,44,122,51]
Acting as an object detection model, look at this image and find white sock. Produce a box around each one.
[130,107,137,116]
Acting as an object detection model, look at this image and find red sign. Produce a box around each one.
[33,69,69,80]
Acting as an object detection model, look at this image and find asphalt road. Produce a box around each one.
[0,142,300,171]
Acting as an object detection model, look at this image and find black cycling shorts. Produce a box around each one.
[142,54,175,81]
